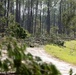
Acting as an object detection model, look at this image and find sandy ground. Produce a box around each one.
[26,47,76,75]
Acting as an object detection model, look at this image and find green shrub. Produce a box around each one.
[54,40,65,46]
[69,68,73,75]
[0,37,61,75]
[7,23,28,39]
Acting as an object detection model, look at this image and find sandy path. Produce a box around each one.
[26,47,76,75]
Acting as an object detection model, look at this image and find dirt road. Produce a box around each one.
[26,47,76,75]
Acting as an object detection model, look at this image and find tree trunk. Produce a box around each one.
[34,0,38,35]
[58,0,63,34]
[46,0,50,34]
[16,0,19,23]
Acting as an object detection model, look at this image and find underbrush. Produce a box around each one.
[0,36,61,75]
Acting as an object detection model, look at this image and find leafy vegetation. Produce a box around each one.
[0,36,61,75]
[0,0,76,75]
[45,40,76,64]
[7,23,28,39]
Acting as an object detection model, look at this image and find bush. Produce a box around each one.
[7,23,29,39]
[0,37,61,75]
[54,40,65,46]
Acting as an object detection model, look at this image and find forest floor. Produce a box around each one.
[26,47,76,75]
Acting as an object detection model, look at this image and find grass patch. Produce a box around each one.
[45,40,76,65]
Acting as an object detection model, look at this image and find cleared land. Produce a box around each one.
[45,40,76,65]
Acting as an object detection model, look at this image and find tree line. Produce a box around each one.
[0,0,76,37]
